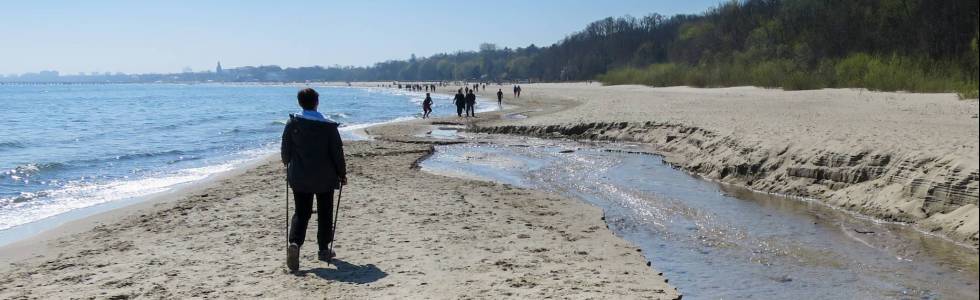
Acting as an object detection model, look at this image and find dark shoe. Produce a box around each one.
[318,248,336,262]
[286,243,300,272]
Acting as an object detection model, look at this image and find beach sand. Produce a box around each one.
[3,81,977,298]
[0,140,678,299]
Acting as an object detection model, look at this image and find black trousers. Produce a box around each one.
[456,104,464,116]
[288,190,334,250]
[465,102,475,116]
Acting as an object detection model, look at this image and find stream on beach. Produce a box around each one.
[419,134,979,299]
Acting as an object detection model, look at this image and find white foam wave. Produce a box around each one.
[0,146,274,231]
[338,116,418,141]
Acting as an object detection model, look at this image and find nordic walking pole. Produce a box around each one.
[329,184,343,260]
[285,168,290,250]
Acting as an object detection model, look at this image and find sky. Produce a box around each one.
[0,0,722,75]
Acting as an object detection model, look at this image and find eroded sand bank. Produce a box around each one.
[464,82,978,248]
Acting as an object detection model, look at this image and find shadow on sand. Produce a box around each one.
[300,259,387,284]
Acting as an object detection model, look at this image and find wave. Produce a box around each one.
[2,149,203,181]
[114,149,185,161]
[166,155,202,164]
[339,116,417,131]
[327,112,350,119]
[0,146,274,231]
[144,115,232,132]
[222,126,281,135]
[1,162,69,179]
[0,192,42,207]
[57,148,211,169]
[3,150,185,180]
[0,141,26,150]
[337,116,419,141]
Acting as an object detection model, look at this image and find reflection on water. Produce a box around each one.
[420,139,979,299]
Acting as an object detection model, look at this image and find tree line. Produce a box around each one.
[594,0,979,97]
[11,0,975,96]
[279,0,978,95]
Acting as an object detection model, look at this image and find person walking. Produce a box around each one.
[465,89,477,117]
[422,93,433,119]
[281,88,347,272]
[496,88,503,106]
[454,89,466,117]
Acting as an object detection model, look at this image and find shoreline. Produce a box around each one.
[0,84,490,248]
[0,154,277,265]
[0,86,681,299]
[0,139,679,299]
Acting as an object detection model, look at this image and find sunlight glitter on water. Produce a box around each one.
[421,140,979,299]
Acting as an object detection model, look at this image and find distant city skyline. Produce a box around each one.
[1,0,722,75]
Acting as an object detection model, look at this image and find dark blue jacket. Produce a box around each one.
[281,115,346,192]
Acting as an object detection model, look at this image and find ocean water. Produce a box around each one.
[0,83,493,244]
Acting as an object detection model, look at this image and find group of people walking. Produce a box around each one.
[420,86,509,119]
[454,88,477,117]
[406,84,436,92]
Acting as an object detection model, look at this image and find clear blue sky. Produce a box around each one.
[1,0,722,75]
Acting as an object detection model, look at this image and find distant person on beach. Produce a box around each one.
[281,88,347,272]
[516,85,522,98]
[513,85,518,97]
[465,89,477,117]
[454,89,466,117]
[496,88,503,105]
[422,93,433,119]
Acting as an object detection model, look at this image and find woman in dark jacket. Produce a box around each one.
[281,88,347,271]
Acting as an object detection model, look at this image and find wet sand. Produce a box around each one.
[0,141,678,299]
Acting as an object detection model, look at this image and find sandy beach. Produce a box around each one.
[2,81,977,298]
[0,139,677,299]
[4,0,978,297]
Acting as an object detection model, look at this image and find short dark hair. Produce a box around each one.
[297,88,319,110]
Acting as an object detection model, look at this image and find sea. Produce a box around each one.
[0,83,495,245]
